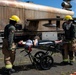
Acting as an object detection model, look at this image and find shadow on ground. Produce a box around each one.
[0,63,41,75]
[0,62,74,75]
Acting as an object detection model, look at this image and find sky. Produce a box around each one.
[19,0,76,17]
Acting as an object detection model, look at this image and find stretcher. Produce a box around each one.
[17,40,62,70]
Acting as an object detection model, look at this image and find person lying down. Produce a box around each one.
[18,36,62,48]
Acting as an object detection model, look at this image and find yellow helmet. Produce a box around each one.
[9,15,20,22]
[64,15,73,20]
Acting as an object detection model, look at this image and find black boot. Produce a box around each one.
[60,61,69,65]
[2,68,11,75]
[9,68,16,73]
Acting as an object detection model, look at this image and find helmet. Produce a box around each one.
[9,15,20,22]
[64,15,73,20]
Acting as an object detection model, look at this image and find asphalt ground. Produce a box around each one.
[0,48,76,75]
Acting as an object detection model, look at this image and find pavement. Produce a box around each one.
[0,48,76,75]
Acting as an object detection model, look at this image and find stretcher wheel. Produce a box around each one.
[40,55,54,70]
[34,51,46,64]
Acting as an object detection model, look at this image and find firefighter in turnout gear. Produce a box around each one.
[2,15,20,73]
[62,15,75,65]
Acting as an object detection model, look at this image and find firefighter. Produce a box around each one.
[62,15,75,65]
[2,15,20,73]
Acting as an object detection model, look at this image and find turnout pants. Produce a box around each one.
[2,39,16,69]
[62,40,74,62]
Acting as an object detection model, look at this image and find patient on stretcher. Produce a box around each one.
[18,35,62,48]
